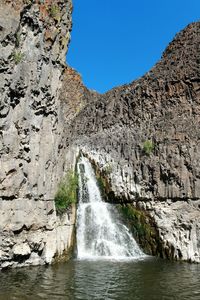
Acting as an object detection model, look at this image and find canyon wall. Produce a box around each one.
[0,0,77,269]
[0,0,199,267]
[71,22,200,262]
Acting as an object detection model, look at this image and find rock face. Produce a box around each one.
[0,200,75,268]
[71,22,200,262]
[0,0,77,268]
[0,0,199,267]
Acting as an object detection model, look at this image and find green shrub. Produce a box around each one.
[104,163,112,175]
[23,0,33,5]
[142,140,154,155]
[12,51,25,64]
[55,170,78,214]
[49,5,61,21]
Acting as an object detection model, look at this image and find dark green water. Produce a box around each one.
[0,257,200,300]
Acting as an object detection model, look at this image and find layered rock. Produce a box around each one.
[0,200,75,268]
[0,0,76,268]
[70,22,200,262]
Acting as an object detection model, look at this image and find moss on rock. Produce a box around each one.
[118,204,160,255]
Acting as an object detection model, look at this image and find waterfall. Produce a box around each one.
[76,156,145,260]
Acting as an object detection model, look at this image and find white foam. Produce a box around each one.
[76,156,145,260]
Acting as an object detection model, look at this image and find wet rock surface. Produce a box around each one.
[71,22,200,262]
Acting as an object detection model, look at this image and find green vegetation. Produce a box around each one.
[55,170,78,214]
[61,35,69,48]
[104,163,112,175]
[49,5,61,21]
[12,51,25,64]
[142,140,154,155]
[119,204,159,255]
[23,0,33,5]
[97,176,106,196]
[119,204,153,239]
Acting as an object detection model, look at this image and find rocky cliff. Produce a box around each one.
[0,0,199,268]
[0,0,77,269]
[70,22,200,262]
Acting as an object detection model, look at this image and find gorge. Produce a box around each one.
[0,0,200,275]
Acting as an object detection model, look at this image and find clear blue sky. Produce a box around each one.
[67,0,200,94]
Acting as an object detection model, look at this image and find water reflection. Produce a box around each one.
[0,258,200,300]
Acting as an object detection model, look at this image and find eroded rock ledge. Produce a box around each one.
[0,199,75,268]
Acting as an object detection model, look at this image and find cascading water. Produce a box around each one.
[76,156,145,260]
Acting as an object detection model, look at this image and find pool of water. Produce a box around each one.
[0,257,200,300]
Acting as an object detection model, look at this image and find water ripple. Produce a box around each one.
[0,258,200,300]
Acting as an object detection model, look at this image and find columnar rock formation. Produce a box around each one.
[0,0,199,268]
[70,22,200,262]
[0,0,76,268]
